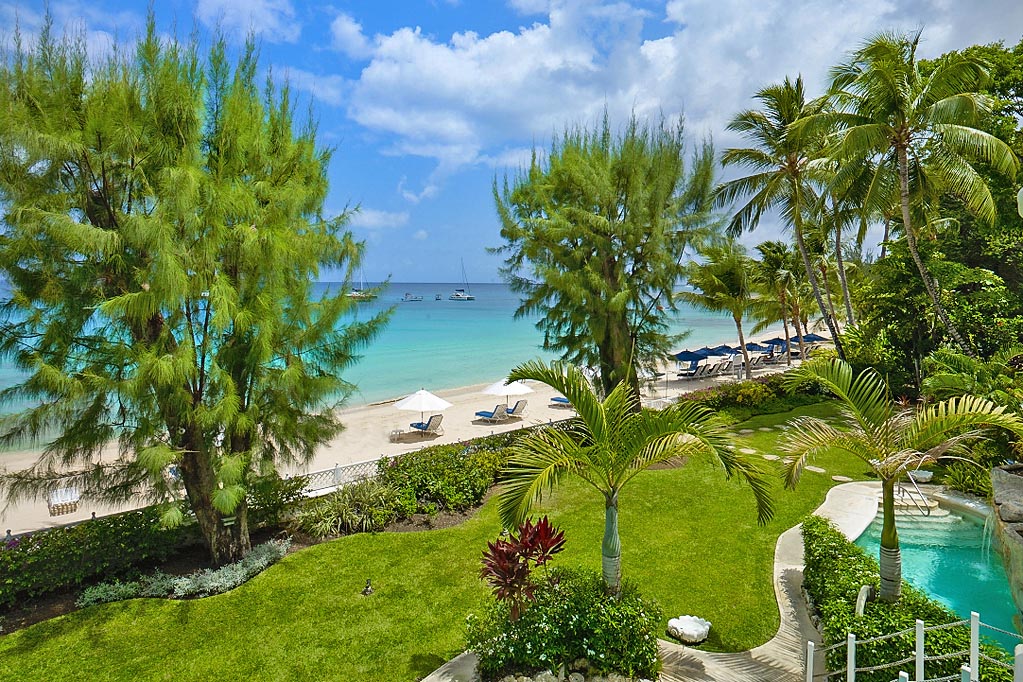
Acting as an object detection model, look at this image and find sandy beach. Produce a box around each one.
[1,327,806,536]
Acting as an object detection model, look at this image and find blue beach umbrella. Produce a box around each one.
[707,344,736,355]
[672,349,712,362]
[802,333,829,343]
[743,342,769,352]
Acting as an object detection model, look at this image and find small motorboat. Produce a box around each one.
[401,293,424,302]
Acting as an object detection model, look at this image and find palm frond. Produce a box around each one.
[497,427,586,528]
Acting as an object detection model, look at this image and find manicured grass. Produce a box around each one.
[0,401,869,681]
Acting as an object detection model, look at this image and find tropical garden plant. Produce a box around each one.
[781,357,1023,601]
[500,360,773,591]
[716,75,846,357]
[823,30,1020,356]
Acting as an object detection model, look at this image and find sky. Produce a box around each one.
[2,1,1021,283]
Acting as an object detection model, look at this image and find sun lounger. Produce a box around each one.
[475,404,508,423]
[506,400,528,419]
[550,396,572,407]
[410,413,444,435]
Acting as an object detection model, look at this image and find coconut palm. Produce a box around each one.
[752,241,797,365]
[716,75,846,358]
[922,346,1023,410]
[678,241,758,379]
[499,360,773,592]
[824,31,1020,356]
[782,357,1023,601]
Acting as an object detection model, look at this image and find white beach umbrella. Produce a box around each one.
[481,379,534,404]
[394,389,453,422]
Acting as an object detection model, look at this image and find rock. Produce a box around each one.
[534,672,557,682]
[667,614,711,643]
[805,465,827,474]
[832,475,853,482]
[739,447,757,455]
[993,468,1023,506]
[570,658,589,672]
[908,469,933,483]
[607,675,627,682]
[1002,501,1023,523]
[762,454,780,461]
[739,428,755,434]
[757,426,773,431]
[568,674,584,682]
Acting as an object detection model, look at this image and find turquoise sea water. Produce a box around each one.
[855,510,1021,651]
[0,281,746,408]
[332,282,741,405]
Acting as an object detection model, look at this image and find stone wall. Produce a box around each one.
[991,467,1023,625]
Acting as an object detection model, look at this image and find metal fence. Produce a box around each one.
[297,455,398,497]
[806,612,1023,682]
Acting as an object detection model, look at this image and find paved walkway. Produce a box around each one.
[423,481,881,682]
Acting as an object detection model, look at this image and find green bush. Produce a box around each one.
[801,516,1012,681]
[679,371,825,420]
[466,566,662,680]
[246,472,309,527]
[76,538,290,608]
[376,442,508,514]
[0,506,191,608]
[297,480,400,538]
[941,462,993,498]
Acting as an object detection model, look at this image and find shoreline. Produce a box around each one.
[1,326,802,535]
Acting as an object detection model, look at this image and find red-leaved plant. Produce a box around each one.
[480,516,566,620]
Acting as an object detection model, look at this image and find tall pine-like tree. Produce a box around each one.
[0,18,387,563]
[493,115,717,400]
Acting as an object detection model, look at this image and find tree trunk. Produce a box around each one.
[735,315,752,380]
[895,146,974,357]
[781,311,792,366]
[602,493,622,592]
[792,191,846,359]
[820,263,840,333]
[178,430,251,566]
[878,477,902,602]
[834,211,856,327]
[880,215,891,260]
[792,314,806,361]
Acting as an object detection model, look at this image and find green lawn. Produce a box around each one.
[0,401,870,682]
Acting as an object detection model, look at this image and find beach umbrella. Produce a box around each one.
[394,389,453,422]
[801,333,829,343]
[707,344,736,355]
[482,379,534,404]
[743,342,769,352]
[672,349,710,362]
[763,337,789,348]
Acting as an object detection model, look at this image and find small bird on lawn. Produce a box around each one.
[361,579,374,596]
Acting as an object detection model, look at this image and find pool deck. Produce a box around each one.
[424,481,882,682]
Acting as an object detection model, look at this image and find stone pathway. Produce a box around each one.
[423,483,882,682]
[805,466,827,474]
[739,447,758,455]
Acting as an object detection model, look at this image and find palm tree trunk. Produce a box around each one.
[880,215,890,260]
[792,314,806,361]
[820,262,840,333]
[602,493,622,592]
[792,192,846,359]
[878,478,902,602]
[834,210,856,327]
[779,289,793,366]
[896,146,974,357]
[735,315,752,380]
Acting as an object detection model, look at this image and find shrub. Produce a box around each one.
[678,371,825,420]
[297,479,400,538]
[941,462,993,498]
[480,517,566,620]
[0,506,191,608]
[376,442,508,514]
[466,566,662,680]
[246,473,309,527]
[801,516,1012,681]
[76,538,290,608]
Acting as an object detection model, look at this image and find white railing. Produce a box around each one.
[805,611,1023,681]
[296,455,398,497]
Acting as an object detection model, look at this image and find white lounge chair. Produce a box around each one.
[506,400,528,419]
[410,414,444,436]
[475,404,508,423]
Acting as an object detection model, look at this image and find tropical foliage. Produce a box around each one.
[0,19,387,563]
[499,360,772,591]
[782,358,1023,601]
[493,114,719,399]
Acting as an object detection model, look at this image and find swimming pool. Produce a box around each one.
[855,509,1021,651]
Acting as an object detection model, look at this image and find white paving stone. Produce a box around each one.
[739,447,758,455]
[805,465,827,474]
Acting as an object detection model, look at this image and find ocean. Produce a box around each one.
[0,282,744,409]
[333,282,740,405]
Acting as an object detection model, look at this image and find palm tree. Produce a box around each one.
[922,346,1023,410]
[717,75,846,358]
[825,31,1020,356]
[499,360,773,592]
[752,241,797,365]
[678,241,758,379]
[782,358,1023,601]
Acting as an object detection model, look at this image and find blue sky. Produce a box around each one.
[2,1,1021,283]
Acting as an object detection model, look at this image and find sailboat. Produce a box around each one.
[449,259,475,301]
[348,269,377,301]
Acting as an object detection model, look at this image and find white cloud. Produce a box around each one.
[330,12,372,60]
[508,0,550,14]
[349,208,410,230]
[195,0,301,43]
[282,68,347,107]
[413,229,429,240]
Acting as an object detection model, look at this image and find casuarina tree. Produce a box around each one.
[0,18,387,564]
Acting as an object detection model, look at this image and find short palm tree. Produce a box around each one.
[825,31,1020,355]
[500,360,773,592]
[716,75,846,358]
[782,358,1023,602]
[678,240,758,379]
[752,241,797,365]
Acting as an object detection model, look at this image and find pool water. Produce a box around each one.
[855,510,1021,651]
